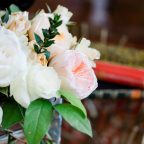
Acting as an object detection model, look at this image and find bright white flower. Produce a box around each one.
[5,12,31,35]
[54,5,73,24]
[75,38,100,67]
[0,27,27,87]
[0,107,3,125]
[10,70,31,108]
[27,64,61,101]
[48,25,76,57]
[29,10,52,41]
[11,64,61,108]
[50,50,97,99]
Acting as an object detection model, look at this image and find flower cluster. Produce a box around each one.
[0,4,100,144]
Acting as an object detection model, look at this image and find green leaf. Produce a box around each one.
[42,29,49,38]
[1,9,9,23]
[2,101,23,129]
[55,21,62,27]
[9,4,20,14]
[0,87,9,96]
[43,40,54,47]
[44,51,50,59]
[34,44,40,53]
[55,104,92,137]
[24,99,53,144]
[60,90,87,117]
[34,33,43,46]
[54,14,61,21]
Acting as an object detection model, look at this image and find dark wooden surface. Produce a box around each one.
[28,0,144,49]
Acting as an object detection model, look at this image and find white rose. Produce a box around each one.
[5,12,31,35]
[29,10,52,41]
[27,64,61,101]
[10,64,61,108]
[0,107,3,125]
[54,5,73,24]
[75,38,100,67]
[0,27,27,87]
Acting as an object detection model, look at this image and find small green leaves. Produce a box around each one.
[42,29,49,38]
[43,39,54,47]
[34,33,43,47]
[1,4,21,23]
[24,99,53,144]
[34,44,40,53]
[55,104,92,137]
[1,9,9,23]
[9,4,21,13]
[0,87,9,96]
[33,14,62,60]
[44,51,50,59]
[2,101,23,129]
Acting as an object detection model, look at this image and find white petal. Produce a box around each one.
[76,38,100,60]
[10,72,30,108]
[54,5,73,24]
[27,64,61,101]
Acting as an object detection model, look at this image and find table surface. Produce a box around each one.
[28,0,144,49]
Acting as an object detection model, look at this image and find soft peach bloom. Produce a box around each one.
[29,24,76,59]
[48,25,76,57]
[27,41,48,66]
[5,12,31,35]
[37,54,48,66]
[27,51,48,66]
[29,10,52,41]
[50,50,97,99]
[29,10,75,58]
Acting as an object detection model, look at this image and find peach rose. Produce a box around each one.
[29,24,76,59]
[50,50,97,99]
[48,25,76,57]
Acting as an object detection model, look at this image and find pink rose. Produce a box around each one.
[50,50,97,99]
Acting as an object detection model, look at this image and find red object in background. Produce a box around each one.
[94,61,144,88]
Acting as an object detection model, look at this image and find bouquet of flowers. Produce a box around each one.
[0,4,100,144]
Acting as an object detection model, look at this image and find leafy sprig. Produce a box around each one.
[34,14,62,60]
[1,4,20,23]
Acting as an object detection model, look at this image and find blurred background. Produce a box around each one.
[1,0,144,144]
